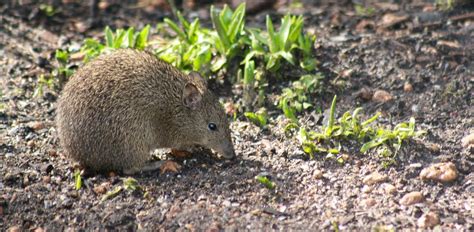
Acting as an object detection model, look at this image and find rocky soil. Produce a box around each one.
[1,0,473,231]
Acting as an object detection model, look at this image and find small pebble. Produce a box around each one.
[27,140,35,147]
[400,191,424,206]
[42,176,51,184]
[403,82,413,92]
[313,170,323,179]
[33,227,45,232]
[361,185,373,193]
[361,198,377,208]
[383,183,397,194]
[420,162,458,183]
[372,90,393,103]
[93,185,107,195]
[363,172,387,185]
[461,133,474,148]
[29,121,45,131]
[7,226,21,232]
[48,149,58,157]
[417,212,440,228]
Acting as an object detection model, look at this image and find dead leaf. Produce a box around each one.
[160,160,182,174]
[380,13,409,28]
[170,149,192,158]
[437,40,461,49]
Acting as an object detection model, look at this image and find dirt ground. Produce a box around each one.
[1,0,473,231]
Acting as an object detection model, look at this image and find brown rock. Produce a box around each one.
[356,87,373,100]
[400,191,424,206]
[94,182,110,194]
[420,162,458,183]
[363,172,387,185]
[33,227,45,232]
[7,226,21,232]
[29,121,45,131]
[27,140,35,147]
[313,170,323,179]
[48,149,58,157]
[372,90,393,103]
[417,212,440,228]
[361,198,377,208]
[403,82,413,92]
[93,185,107,195]
[383,183,397,195]
[42,176,51,184]
[461,133,474,148]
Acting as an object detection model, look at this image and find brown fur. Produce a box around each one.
[56,49,235,172]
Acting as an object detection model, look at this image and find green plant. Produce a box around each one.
[293,95,425,165]
[33,74,55,98]
[156,12,214,72]
[74,169,82,190]
[278,73,323,122]
[210,3,247,68]
[354,4,376,16]
[81,25,150,62]
[39,4,58,17]
[244,108,268,128]
[243,14,317,72]
[435,0,456,10]
[101,177,143,201]
[255,175,276,190]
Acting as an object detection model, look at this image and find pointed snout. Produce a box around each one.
[214,140,236,160]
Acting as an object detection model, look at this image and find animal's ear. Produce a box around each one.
[189,71,207,87]
[182,82,202,109]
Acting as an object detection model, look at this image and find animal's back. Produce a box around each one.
[56,49,182,172]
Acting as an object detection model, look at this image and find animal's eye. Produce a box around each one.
[208,122,217,131]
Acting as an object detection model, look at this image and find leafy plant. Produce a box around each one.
[81,25,151,62]
[244,108,268,128]
[255,175,276,190]
[354,4,376,16]
[210,3,247,68]
[39,4,58,17]
[278,73,323,122]
[101,177,143,201]
[74,170,82,190]
[293,95,425,165]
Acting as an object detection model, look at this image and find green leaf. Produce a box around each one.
[135,25,150,50]
[279,15,292,50]
[276,51,295,65]
[255,175,276,190]
[326,95,337,137]
[176,11,190,30]
[74,170,82,190]
[281,98,297,123]
[55,49,69,64]
[105,26,114,47]
[227,3,246,42]
[211,5,231,50]
[243,60,255,85]
[211,56,227,72]
[164,18,187,40]
[266,15,278,53]
[361,112,380,127]
[101,186,123,202]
